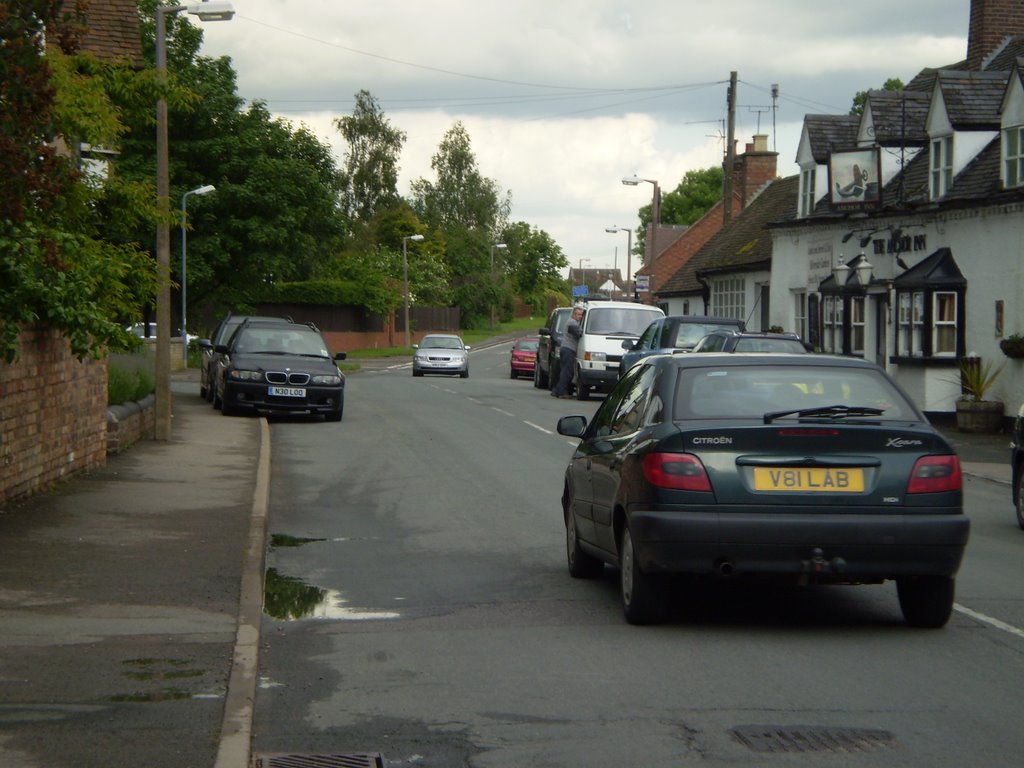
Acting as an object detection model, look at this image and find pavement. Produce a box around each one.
[0,364,1014,768]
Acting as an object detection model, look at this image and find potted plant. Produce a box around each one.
[954,357,1005,433]
[999,333,1024,358]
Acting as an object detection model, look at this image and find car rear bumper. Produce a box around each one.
[629,509,970,579]
[224,382,343,415]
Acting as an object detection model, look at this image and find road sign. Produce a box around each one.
[635,275,650,292]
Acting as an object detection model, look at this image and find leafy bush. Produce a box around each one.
[107,361,155,406]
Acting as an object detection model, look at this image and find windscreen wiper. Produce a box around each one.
[763,404,885,424]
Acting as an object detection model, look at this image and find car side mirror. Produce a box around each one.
[621,340,635,351]
[539,328,551,337]
[334,352,347,361]
[214,344,228,354]
[556,415,587,437]
[464,346,472,351]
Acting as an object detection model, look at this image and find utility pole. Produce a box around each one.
[722,71,737,227]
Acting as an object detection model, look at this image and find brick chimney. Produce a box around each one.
[732,134,778,209]
[966,0,1024,70]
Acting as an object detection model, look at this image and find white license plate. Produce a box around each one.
[268,386,305,398]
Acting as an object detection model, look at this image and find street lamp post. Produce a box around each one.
[402,234,424,348]
[621,175,661,305]
[490,243,507,328]
[154,1,234,440]
[180,184,215,366]
[605,226,633,300]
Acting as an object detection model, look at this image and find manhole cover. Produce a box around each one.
[251,754,385,768]
[731,725,897,754]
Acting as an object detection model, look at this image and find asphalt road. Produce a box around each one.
[249,342,1024,767]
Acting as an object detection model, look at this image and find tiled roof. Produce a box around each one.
[659,176,799,296]
[934,70,1009,129]
[865,90,931,144]
[62,0,142,66]
[803,115,859,164]
[983,37,1024,72]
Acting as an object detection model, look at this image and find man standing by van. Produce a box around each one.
[551,305,584,398]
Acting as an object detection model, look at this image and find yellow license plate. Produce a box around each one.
[753,467,864,492]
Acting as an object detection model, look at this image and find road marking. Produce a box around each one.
[954,603,1024,639]
[492,407,515,418]
[525,420,553,435]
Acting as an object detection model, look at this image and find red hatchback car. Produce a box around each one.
[510,337,539,379]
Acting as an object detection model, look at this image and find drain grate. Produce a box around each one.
[251,754,385,768]
[731,725,897,754]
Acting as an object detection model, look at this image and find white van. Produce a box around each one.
[573,301,664,399]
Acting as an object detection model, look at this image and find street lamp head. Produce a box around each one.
[493,243,507,250]
[188,1,235,21]
[406,234,424,243]
[621,175,643,186]
[192,184,215,196]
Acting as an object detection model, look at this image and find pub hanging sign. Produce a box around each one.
[828,147,882,212]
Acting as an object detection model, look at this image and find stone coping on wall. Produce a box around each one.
[106,394,155,454]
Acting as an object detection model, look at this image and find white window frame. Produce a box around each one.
[932,292,958,357]
[799,167,816,217]
[1004,125,1024,188]
[850,296,865,356]
[930,135,953,199]
[793,290,807,341]
[710,277,745,322]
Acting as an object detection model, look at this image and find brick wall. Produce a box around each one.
[967,0,1024,70]
[0,327,109,506]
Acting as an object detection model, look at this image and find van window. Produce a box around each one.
[585,307,663,336]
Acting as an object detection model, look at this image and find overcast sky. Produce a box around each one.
[195,0,970,276]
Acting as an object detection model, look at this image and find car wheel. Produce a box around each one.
[212,381,223,410]
[220,386,238,416]
[566,506,602,579]
[510,367,517,379]
[620,523,662,625]
[548,358,559,391]
[1016,466,1024,530]
[460,370,469,379]
[413,369,423,377]
[897,575,955,628]
[534,362,546,389]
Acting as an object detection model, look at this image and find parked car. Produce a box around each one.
[1013,403,1024,529]
[534,306,574,390]
[510,336,539,379]
[197,314,291,401]
[211,320,346,421]
[690,329,809,353]
[555,352,969,627]
[412,334,470,377]
[574,300,664,399]
[619,315,745,377]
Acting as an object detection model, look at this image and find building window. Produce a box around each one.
[793,290,807,340]
[799,167,816,217]
[850,296,865,356]
[822,295,843,353]
[1005,125,1024,188]
[930,135,953,198]
[933,292,957,356]
[710,277,745,321]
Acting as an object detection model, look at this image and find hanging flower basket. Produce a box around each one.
[999,336,1024,358]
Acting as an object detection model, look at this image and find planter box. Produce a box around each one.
[956,399,1004,433]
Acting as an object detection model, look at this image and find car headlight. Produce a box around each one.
[589,351,607,362]
[311,374,342,385]
[229,369,264,382]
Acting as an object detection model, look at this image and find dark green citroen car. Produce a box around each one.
[556,352,969,628]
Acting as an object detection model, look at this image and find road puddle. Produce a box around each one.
[264,568,400,621]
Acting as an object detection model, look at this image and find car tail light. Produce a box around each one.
[642,452,711,491]
[906,455,962,494]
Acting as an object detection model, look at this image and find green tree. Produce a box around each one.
[633,166,723,257]
[1,0,158,362]
[409,122,511,326]
[850,77,904,115]
[115,0,345,328]
[334,90,406,227]
[500,222,568,314]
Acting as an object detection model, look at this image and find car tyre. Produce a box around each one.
[897,575,955,628]
[548,358,559,391]
[534,361,547,389]
[510,368,517,379]
[620,523,663,625]
[413,369,423,377]
[1016,467,1024,530]
[220,386,239,416]
[460,370,469,379]
[325,401,343,423]
[574,368,590,400]
[566,507,602,579]
[212,381,223,410]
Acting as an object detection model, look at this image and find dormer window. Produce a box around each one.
[930,135,953,198]
[1005,125,1024,188]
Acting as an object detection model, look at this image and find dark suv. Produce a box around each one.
[690,329,809,353]
[198,314,291,401]
[534,306,574,390]
[211,320,347,421]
